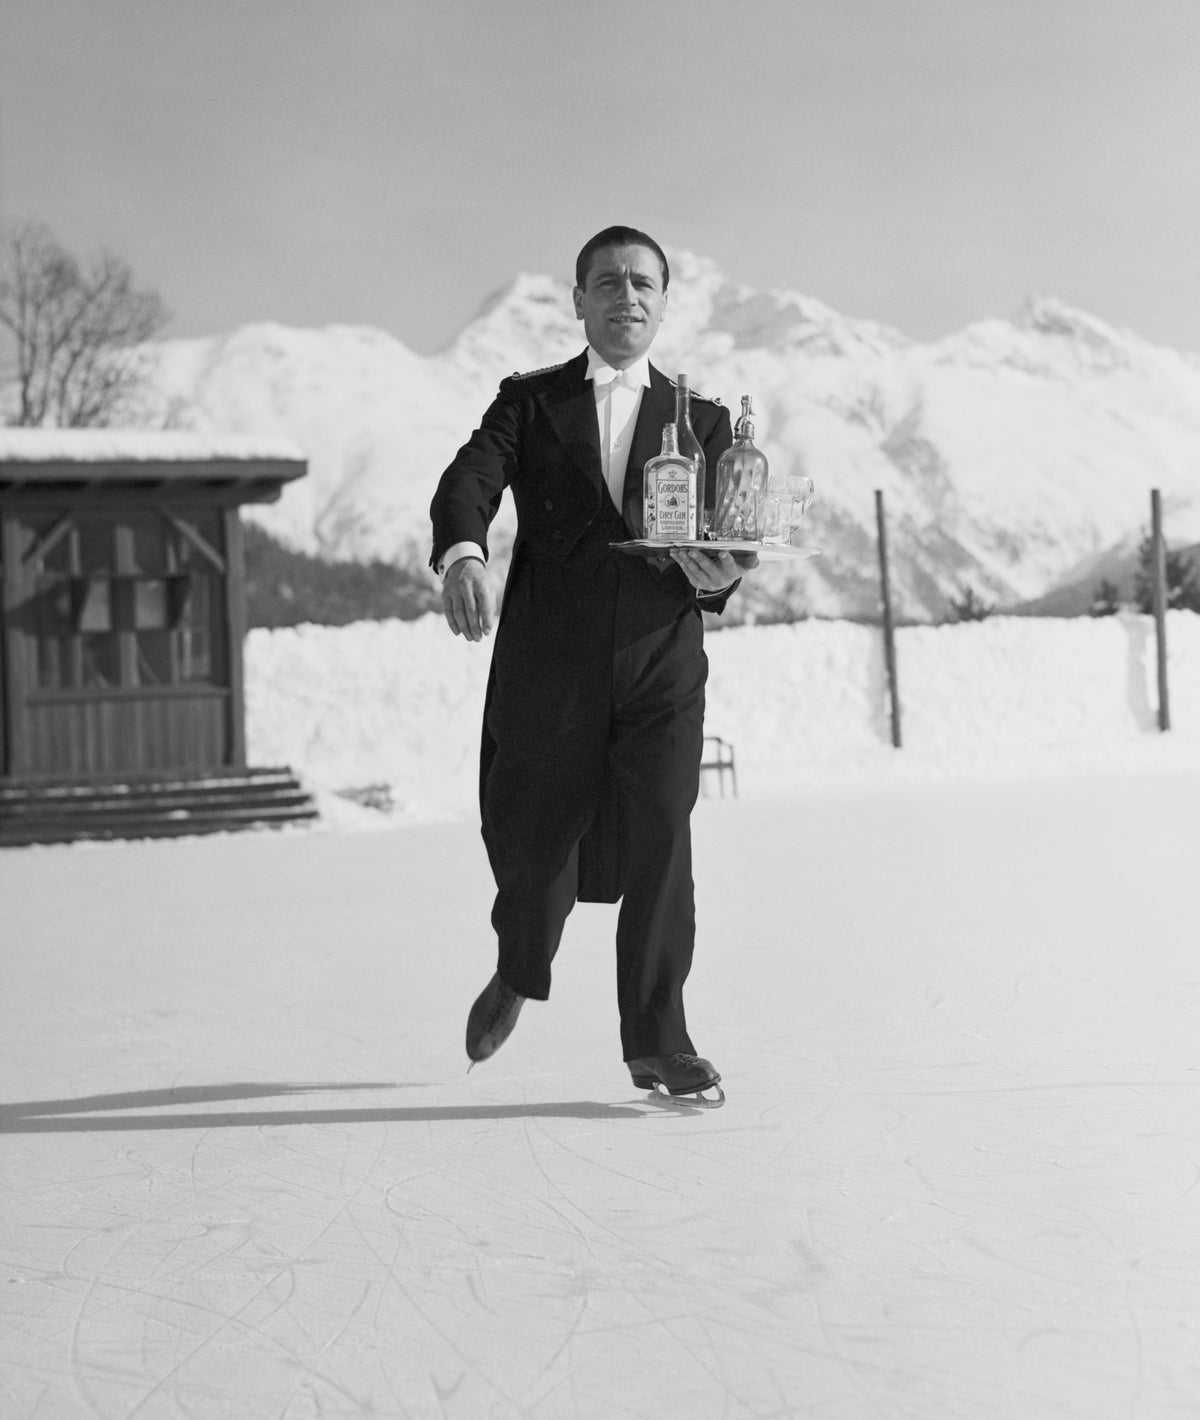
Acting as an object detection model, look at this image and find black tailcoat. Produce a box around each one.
[431,350,734,1056]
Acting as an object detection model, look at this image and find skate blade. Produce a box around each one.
[648,1081,725,1109]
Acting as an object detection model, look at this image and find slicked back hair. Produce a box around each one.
[575,227,670,293]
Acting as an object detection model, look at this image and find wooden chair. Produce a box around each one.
[699,735,737,798]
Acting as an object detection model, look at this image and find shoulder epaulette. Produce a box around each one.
[504,361,566,382]
[668,377,722,406]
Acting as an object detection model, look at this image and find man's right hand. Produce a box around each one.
[442,557,495,641]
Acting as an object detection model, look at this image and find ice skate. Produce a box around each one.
[627,1053,724,1107]
[465,972,526,1065]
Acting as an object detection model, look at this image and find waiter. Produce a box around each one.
[430,225,755,1100]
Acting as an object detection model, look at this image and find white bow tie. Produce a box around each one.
[591,365,642,391]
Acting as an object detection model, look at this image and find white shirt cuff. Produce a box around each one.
[438,541,486,579]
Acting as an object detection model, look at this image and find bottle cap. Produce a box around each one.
[736,394,756,438]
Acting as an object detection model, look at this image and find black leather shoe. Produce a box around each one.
[627,1053,721,1096]
[466,972,526,1063]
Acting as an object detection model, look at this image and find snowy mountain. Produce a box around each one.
[140,251,1200,621]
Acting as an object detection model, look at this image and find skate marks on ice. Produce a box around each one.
[0,1073,761,1420]
[4,774,1200,1417]
[688,775,1200,1420]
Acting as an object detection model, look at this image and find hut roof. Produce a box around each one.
[0,429,306,494]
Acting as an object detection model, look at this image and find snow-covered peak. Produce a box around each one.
[936,293,1200,386]
[1018,293,1129,349]
[441,272,581,382]
[662,248,909,360]
[439,248,907,376]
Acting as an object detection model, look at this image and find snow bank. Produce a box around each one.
[705,611,1200,791]
[246,617,488,823]
[245,611,1200,823]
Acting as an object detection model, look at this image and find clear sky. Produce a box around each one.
[2,0,1198,354]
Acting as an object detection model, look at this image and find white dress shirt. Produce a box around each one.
[585,347,651,511]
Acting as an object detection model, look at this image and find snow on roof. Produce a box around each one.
[0,428,306,465]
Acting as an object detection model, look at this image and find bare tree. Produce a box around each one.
[0,220,169,427]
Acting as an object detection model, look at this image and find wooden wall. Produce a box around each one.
[23,690,229,778]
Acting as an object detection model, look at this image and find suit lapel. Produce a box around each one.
[532,353,676,537]
[537,351,603,496]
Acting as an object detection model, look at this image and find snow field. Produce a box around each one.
[245,610,1200,820]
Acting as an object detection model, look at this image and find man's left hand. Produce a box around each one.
[669,546,759,593]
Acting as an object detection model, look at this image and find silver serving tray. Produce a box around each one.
[611,538,820,563]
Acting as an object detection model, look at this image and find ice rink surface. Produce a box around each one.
[3,770,1200,1418]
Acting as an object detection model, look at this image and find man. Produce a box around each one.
[430,225,755,1101]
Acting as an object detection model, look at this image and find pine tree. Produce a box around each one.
[1133,532,1200,613]
[948,585,994,622]
[1089,578,1121,616]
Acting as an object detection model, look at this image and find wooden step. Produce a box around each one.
[0,787,314,818]
[0,768,300,803]
[0,768,319,846]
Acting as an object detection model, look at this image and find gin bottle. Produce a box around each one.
[713,396,769,540]
[643,423,700,542]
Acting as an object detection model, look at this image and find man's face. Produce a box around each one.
[572,244,667,369]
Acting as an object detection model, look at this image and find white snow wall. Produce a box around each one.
[245,612,1200,820]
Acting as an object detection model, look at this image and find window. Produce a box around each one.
[30,510,225,692]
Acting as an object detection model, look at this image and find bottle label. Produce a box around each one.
[644,459,698,541]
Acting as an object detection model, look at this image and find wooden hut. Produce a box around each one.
[0,430,317,845]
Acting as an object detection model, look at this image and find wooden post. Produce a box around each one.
[0,508,26,776]
[222,507,247,769]
[875,489,902,748]
[1151,488,1170,732]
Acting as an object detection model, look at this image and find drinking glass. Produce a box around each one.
[758,475,814,545]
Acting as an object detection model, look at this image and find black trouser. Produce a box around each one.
[481,527,706,1059]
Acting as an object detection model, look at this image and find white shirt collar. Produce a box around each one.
[585,347,651,390]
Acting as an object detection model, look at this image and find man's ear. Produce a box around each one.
[572,286,584,319]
